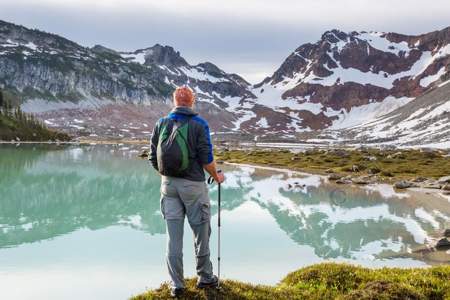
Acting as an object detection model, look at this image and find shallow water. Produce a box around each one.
[0,144,449,300]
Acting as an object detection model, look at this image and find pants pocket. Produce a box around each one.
[200,202,210,223]
[187,196,211,225]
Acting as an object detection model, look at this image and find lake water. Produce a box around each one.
[1,144,449,300]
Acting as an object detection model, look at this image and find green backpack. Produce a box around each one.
[156,119,191,177]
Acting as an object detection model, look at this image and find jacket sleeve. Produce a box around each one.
[149,120,160,171]
[196,119,214,165]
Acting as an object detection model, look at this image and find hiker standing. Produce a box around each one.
[149,86,225,297]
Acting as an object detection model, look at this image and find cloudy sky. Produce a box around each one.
[1,0,449,83]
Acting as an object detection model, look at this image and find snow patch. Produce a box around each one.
[420,67,446,87]
[178,66,226,83]
[121,52,146,64]
[21,98,113,113]
[255,117,269,128]
[329,96,412,129]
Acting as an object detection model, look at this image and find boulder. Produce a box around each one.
[438,176,450,184]
[351,165,360,172]
[363,155,377,161]
[444,229,450,238]
[412,176,428,183]
[368,167,381,175]
[352,176,371,185]
[328,173,343,180]
[336,179,352,184]
[422,181,442,189]
[435,238,450,250]
[394,180,414,189]
[442,184,450,191]
[325,168,334,174]
[138,150,149,158]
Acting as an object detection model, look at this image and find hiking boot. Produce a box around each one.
[196,275,218,289]
[170,287,185,298]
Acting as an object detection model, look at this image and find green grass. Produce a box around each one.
[215,149,450,181]
[133,263,450,299]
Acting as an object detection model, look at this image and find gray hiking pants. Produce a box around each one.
[160,176,214,288]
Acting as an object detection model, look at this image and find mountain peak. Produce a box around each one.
[321,29,350,43]
[141,44,188,67]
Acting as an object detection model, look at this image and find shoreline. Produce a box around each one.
[2,141,449,200]
[2,138,450,149]
[221,161,450,202]
[215,148,450,199]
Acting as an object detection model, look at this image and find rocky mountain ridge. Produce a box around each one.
[0,19,449,145]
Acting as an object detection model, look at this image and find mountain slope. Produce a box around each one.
[343,80,450,146]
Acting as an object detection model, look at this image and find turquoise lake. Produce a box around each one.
[0,144,449,299]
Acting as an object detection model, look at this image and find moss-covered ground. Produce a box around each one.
[214,148,450,182]
[133,263,450,300]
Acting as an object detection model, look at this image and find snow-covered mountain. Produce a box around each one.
[0,20,253,137]
[0,19,449,144]
[228,28,450,137]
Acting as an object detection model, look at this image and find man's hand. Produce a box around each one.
[204,161,225,184]
[215,170,225,184]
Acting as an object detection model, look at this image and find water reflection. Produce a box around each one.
[0,145,449,264]
[222,167,450,261]
[0,145,164,249]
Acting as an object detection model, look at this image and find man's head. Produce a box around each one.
[173,86,195,108]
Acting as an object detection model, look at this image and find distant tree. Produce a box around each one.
[4,98,11,116]
[0,89,3,109]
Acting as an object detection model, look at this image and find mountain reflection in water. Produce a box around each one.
[1,144,449,265]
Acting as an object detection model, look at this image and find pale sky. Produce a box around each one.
[1,0,449,83]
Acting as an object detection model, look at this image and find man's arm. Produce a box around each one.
[196,118,225,183]
[149,120,160,171]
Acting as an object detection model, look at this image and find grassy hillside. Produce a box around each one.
[133,263,450,300]
[0,89,70,141]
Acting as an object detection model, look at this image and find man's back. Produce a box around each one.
[150,106,213,182]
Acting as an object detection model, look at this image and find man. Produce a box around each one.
[149,86,225,297]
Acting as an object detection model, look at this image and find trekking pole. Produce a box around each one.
[217,179,221,290]
[207,170,222,290]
